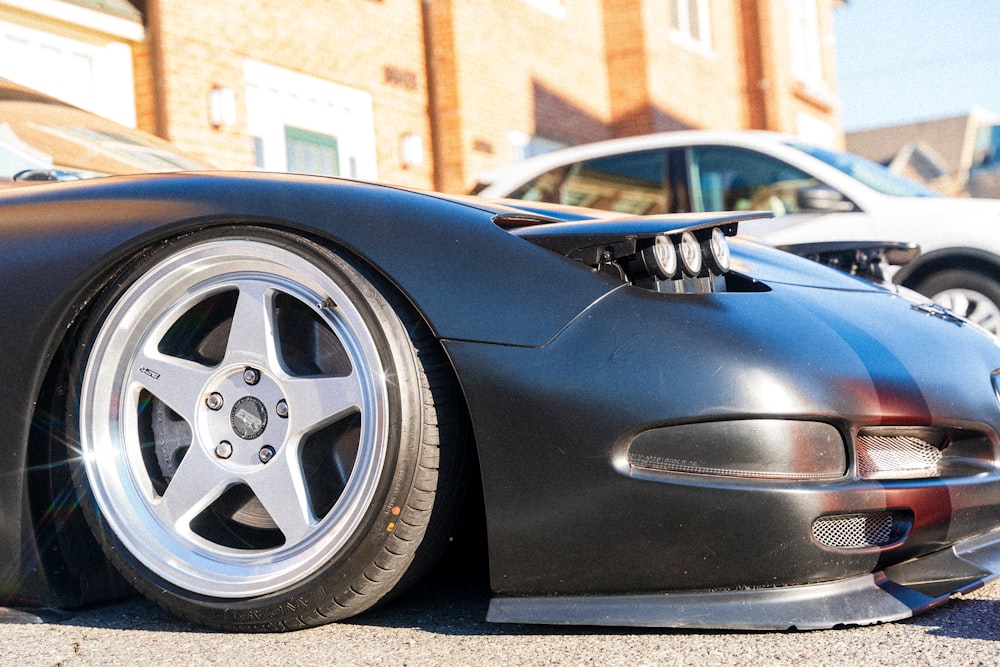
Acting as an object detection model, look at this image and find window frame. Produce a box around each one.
[786,0,825,90]
[509,149,676,216]
[680,144,829,215]
[668,0,713,54]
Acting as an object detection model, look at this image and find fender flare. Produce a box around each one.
[893,247,1000,287]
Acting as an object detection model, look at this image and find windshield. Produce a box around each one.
[787,141,939,198]
[0,79,210,180]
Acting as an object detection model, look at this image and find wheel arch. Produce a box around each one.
[895,247,1000,289]
[23,218,484,609]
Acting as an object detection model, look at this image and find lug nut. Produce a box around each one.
[276,399,288,418]
[243,367,261,385]
[206,392,224,411]
[259,445,276,463]
[215,441,233,459]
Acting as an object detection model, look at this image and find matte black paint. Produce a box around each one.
[2,172,1000,629]
[444,279,1000,596]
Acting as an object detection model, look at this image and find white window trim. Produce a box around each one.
[669,0,713,56]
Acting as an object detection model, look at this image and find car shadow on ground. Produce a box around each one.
[15,567,1000,642]
[904,597,1000,641]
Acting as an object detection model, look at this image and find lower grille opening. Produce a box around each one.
[812,511,908,550]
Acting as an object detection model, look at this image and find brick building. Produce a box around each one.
[0,0,842,194]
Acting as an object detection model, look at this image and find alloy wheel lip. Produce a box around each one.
[79,238,391,598]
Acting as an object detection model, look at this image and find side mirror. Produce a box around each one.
[13,169,82,182]
[796,184,858,212]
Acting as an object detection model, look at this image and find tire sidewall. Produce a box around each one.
[914,268,1000,332]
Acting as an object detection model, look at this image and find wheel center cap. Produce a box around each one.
[231,396,268,439]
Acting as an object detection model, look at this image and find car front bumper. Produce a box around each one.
[487,526,1000,630]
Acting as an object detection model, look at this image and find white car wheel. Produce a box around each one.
[916,269,1000,335]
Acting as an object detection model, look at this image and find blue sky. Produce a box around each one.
[834,1,1000,131]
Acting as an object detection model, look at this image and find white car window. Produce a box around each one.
[687,146,821,215]
[788,142,938,198]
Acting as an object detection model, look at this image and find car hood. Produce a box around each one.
[868,194,1000,221]
[739,194,1000,255]
[728,237,891,292]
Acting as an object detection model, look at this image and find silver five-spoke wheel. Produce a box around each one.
[71,228,461,631]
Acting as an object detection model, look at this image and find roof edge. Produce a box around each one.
[0,0,144,41]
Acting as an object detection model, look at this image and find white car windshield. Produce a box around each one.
[787,142,940,198]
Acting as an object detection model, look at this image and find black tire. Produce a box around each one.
[67,226,465,631]
[913,269,1000,335]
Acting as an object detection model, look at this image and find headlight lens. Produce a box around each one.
[643,234,678,279]
[678,231,702,277]
[703,227,731,273]
[626,419,846,480]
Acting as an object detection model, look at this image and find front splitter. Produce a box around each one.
[487,528,1000,630]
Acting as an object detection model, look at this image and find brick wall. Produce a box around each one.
[428,0,614,192]
[136,0,433,187]
[642,0,750,131]
[426,0,841,192]
[131,0,841,193]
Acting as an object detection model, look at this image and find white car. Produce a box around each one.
[477,131,1000,333]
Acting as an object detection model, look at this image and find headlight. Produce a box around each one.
[626,419,846,480]
[639,235,678,279]
[678,231,702,277]
[703,227,731,273]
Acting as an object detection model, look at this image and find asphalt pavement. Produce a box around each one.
[2,574,999,666]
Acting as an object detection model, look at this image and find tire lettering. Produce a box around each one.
[222,586,327,621]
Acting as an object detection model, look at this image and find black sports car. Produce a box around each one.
[3,171,1000,633]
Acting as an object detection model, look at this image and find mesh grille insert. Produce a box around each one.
[856,432,942,479]
[812,513,894,549]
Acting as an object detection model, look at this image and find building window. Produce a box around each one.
[786,0,824,89]
[668,0,712,52]
[520,0,566,19]
[285,127,339,176]
[974,125,1000,168]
